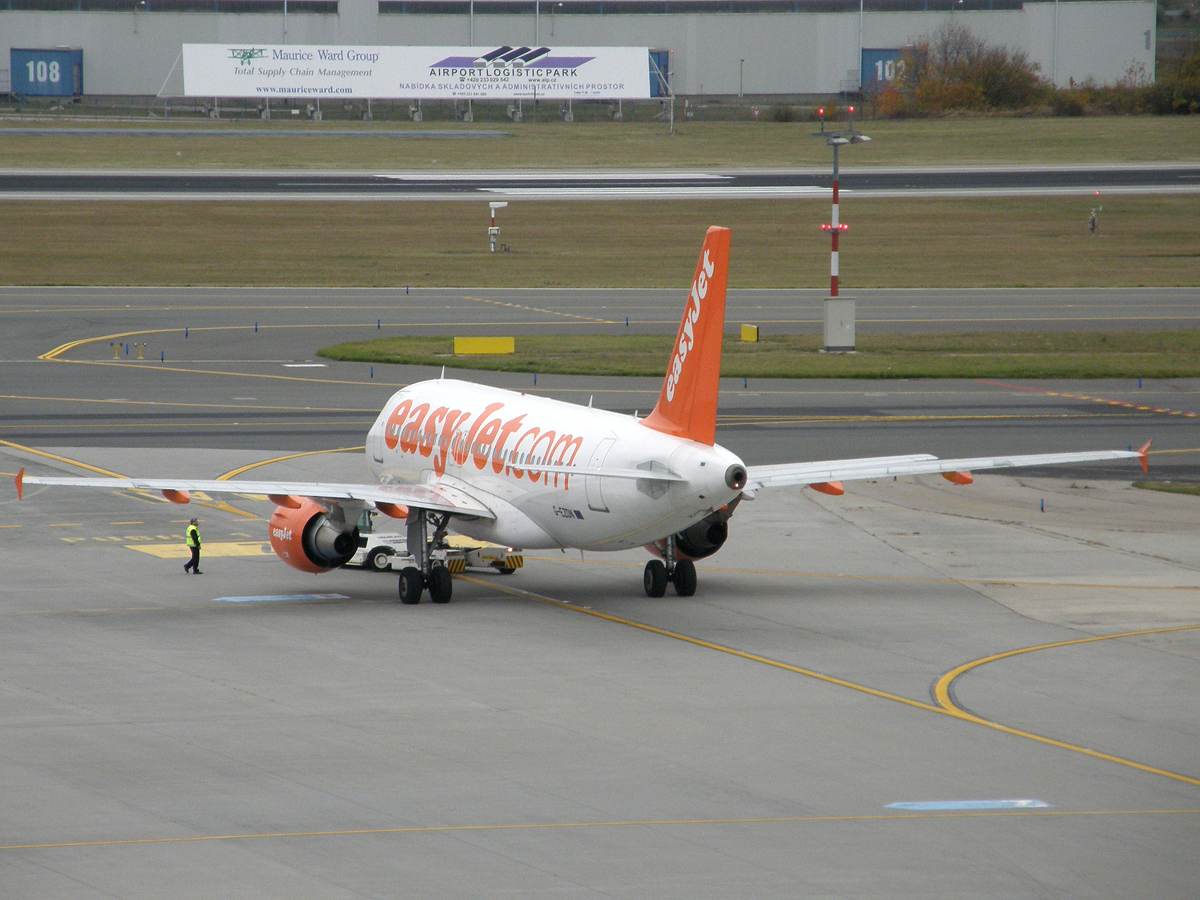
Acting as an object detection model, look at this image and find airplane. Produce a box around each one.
[14,226,1150,604]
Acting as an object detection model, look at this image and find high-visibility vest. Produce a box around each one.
[186,525,199,548]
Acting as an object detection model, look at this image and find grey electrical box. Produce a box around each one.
[824,297,856,352]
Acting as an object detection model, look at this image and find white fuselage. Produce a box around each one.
[365,379,745,551]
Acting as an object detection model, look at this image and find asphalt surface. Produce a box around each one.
[3,165,1199,200]
[3,285,1198,476]
[2,284,1199,898]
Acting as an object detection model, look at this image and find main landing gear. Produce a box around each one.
[398,509,454,604]
[399,565,452,604]
[643,536,697,598]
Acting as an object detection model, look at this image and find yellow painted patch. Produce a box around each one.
[454,336,515,355]
[444,534,506,549]
[126,541,273,559]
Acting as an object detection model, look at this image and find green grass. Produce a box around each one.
[0,117,1197,169]
[2,195,1196,287]
[318,331,1200,379]
[1133,481,1200,496]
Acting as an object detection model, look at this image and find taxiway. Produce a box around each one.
[1,284,1198,898]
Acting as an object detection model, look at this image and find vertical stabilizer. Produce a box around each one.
[641,226,731,446]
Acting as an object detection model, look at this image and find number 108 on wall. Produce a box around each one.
[10,48,83,98]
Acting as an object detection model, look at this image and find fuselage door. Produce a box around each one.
[368,425,385,463]
[585,437,618,512]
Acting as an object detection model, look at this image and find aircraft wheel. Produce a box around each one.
[398,566,424,604]
[428,566,453,604]
[369,547,393,572]
[643,559,668,598]
[671,559,697,597]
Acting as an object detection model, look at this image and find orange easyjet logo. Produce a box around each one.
[383,400,584,485]
[665,247,715,402]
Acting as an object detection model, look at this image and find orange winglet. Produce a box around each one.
[268,494,304,509]
[809,481,844,496]
[161,489,191,504]
[15,467,23,501]
[942,471,973,485]
[1137,440,1152,473]
[375,502,408,519]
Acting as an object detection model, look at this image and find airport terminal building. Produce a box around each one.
[2,0,1156,99]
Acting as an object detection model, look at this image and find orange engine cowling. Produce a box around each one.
[269,501,360,574]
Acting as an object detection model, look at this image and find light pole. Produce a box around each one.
[1052,0,1060,85]
[738,57,744,102]
[857,0,864,90]
[535,0,540,43]
[814,105,870,352]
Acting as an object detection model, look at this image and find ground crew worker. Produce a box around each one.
[184,518,202,574]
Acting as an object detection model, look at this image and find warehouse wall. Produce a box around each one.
[0,1,1155,97]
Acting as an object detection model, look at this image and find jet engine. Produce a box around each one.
[269,500,359,574]
[648,497,741,561]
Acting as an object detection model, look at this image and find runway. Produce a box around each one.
[2,284,1199,898]
[3,164,1199,200]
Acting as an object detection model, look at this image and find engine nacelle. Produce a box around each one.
[269,501,359,574]
[647,498,741,562]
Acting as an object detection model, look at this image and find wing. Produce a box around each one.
[744,443,1150,492]
[15,472,496,519]
[13,459,683,515]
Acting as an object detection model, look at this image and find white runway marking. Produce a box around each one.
[886,800,1053,811]
[212,593,352,603]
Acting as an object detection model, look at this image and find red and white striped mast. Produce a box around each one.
[824,139,847,296]
[814,105,870,350]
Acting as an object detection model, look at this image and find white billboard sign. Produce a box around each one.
[182,44,651,100]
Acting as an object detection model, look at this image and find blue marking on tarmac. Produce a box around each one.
[886,800,1053,811]
[212,593,352,604]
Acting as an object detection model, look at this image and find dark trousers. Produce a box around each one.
[185,545,201,572]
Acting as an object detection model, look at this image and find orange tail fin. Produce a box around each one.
[641,226,730,446]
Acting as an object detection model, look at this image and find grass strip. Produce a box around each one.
[2,196,1197,288]
[1,118,1197,169]
[318,331,1200,379]
[1133,481,1200,495]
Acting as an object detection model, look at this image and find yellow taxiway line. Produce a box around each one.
[523,552,1200,592]
[3,808,1197,853]
[933,625,1200,787]
[460,575,1200,788]
[216,446,365,481]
